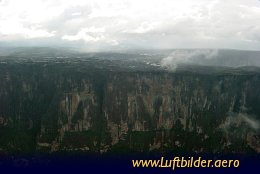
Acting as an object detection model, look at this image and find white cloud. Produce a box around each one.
[71,12,82,16]
[0,0,260,50]
[61,26,118,46]
[0,20,55,39]
[62,27,105,42]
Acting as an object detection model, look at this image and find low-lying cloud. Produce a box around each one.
[160,49,219,70]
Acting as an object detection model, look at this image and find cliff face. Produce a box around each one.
[0,63,259,154]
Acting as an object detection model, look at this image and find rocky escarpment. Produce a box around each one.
[0,63,259,154]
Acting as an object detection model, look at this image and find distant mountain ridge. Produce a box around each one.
[0,47,260,68]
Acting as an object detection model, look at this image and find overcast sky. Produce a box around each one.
[0,0,260,51]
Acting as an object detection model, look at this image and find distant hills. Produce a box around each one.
[0,47,260,68]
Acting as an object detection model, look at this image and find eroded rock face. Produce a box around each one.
[0,63,259,153]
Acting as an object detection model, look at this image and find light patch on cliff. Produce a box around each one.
[220,112,259,132]
[241,114,260,130]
